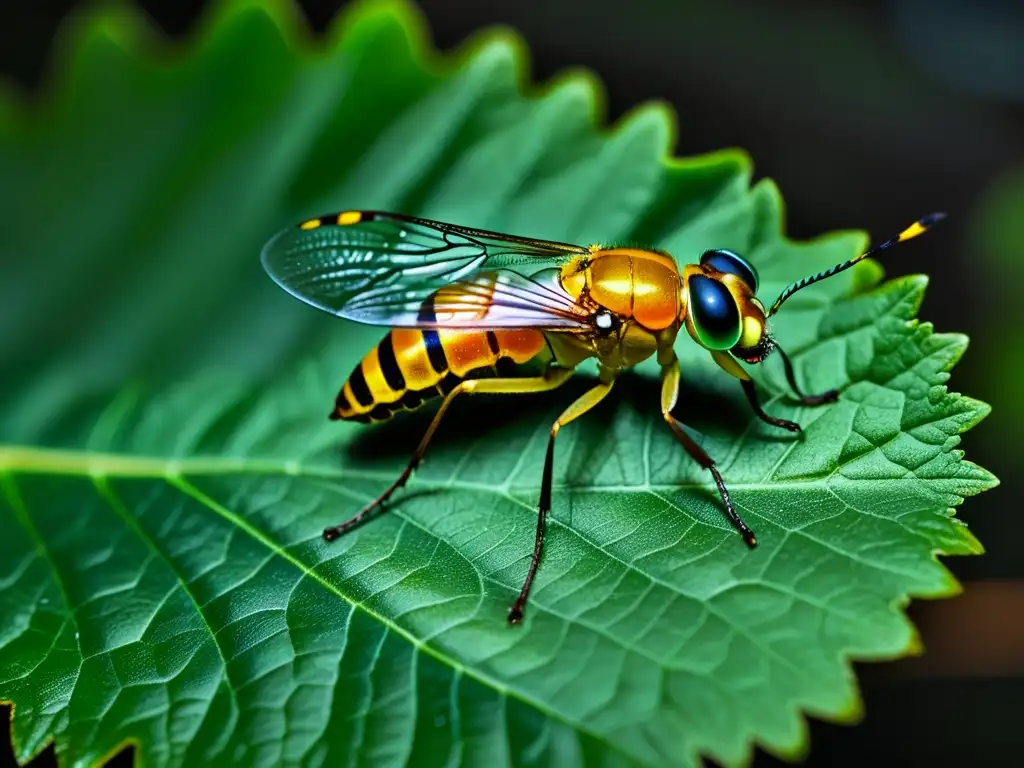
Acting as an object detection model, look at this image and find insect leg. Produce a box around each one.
[709,350,800,433]
[508,373,617,625]
[739,380,801,433]
[662,358,758,549]
[774,343,839,406]
[322,366,575,541]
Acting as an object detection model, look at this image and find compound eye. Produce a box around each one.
[700,249,759,292]
[688,274,741,349]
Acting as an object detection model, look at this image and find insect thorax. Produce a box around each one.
[557,248,683,369]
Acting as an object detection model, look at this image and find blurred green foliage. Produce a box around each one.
[969,165,1024,434]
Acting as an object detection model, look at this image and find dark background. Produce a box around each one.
[2,0,1022,765]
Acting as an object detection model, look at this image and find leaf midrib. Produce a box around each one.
[1,444,832,491]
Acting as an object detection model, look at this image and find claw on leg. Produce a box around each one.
[776,344,839,406]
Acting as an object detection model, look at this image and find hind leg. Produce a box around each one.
[323,366,575,540]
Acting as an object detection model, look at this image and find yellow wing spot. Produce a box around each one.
[337,211,362,226]
[299,219,321,230]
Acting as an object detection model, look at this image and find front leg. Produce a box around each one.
[661,357,757,548]
[774,344,839,406]
[709,350,800,433]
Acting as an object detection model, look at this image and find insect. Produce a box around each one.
[261,208,944,624]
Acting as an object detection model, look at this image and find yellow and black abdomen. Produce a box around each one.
[331,328,548,422]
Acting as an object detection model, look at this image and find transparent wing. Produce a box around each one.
[260,210,593,330]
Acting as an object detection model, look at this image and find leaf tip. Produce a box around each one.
[903,272,931,293]
[953,517,988,554]
[961,457,1000,492]
[0,701,51,767]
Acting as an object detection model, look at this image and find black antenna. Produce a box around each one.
[766,212,946,318]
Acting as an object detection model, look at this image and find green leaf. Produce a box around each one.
[0,1,996,767]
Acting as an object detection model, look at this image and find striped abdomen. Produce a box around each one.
[332,328,548,423]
